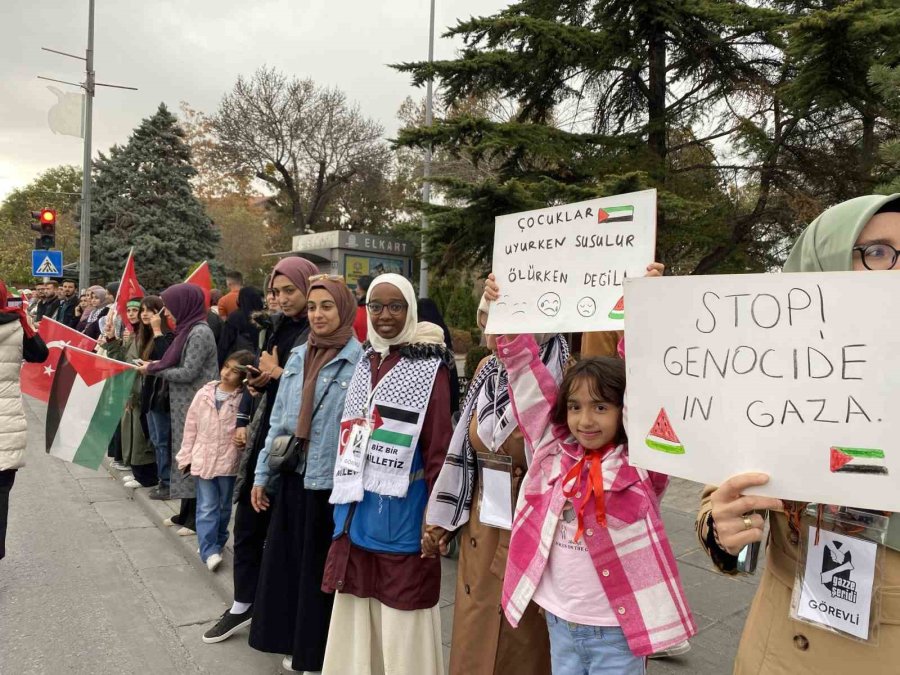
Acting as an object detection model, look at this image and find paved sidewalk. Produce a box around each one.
[118,466,759,673]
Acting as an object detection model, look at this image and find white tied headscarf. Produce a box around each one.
[367,274,419,357]
[366,274,445,356]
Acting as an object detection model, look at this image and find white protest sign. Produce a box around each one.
[624,271,900,511]
[485,189,656,334]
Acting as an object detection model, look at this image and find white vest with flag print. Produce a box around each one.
[331,351,441,504]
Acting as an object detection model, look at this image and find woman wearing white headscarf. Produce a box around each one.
[321,274,454,675]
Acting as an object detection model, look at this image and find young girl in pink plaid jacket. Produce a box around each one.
[496,332,696,674]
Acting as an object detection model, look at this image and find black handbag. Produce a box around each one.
[268,435,305,475]
[266,361,349,476]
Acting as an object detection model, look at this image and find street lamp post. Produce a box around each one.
[418,0,435,298]
[38,0,136,289]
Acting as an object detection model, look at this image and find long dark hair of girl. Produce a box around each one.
[139,296,171,361]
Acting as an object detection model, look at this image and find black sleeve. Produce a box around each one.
[236,389,253,428]
[23,333,49,363]
[150,333,174,360]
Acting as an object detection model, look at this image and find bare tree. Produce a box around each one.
[213,66,389,234]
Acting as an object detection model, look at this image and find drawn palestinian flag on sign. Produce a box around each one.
[645,407,685,454]
[597,205,634,224]
[608,296,625,321]
[829,446,888,476]
[46,346,136,470]
[371,404,420,448]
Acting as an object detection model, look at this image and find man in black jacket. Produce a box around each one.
[53,279,79,328]
[34,279,60,323]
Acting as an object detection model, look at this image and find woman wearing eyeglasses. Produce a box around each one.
[321,273,455,675]
[697,194,900,674]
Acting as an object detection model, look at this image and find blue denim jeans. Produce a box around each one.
[545,611,645,675]
[196,476,236,563]
[146,410,171,488]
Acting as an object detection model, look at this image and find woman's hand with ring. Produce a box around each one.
[709,473,783,556]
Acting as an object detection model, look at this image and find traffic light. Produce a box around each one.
[31,208,57,250]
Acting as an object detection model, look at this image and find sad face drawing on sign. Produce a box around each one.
[537,292,561,317]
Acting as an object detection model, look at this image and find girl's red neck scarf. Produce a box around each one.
[561,442,616,542]
[0,281,35,338]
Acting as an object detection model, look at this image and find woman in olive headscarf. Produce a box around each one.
[697,194,900,674]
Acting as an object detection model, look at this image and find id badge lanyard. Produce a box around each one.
[476,369,515,530]
[790,505,889,645]
[339,386,378,474]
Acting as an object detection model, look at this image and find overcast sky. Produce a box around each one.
[0,0,510,201]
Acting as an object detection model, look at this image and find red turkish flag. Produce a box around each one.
[114,248,143,323]
[185,261,212,308]
[20,318,98,402]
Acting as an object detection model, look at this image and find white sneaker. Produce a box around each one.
[648,640,691,659]
[121,474,134,482]
[176,527,194,536]
[281,655,298,672]
[163,517,175,527]
[207,553,222,572]
[123,480,141,489]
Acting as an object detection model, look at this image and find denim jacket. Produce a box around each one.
[254,338,362,490]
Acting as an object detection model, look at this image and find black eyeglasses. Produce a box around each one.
[366,301,408,316]
[853,243,900,271]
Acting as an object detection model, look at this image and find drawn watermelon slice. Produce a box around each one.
[645,408,685,454]
[608,296,625,321]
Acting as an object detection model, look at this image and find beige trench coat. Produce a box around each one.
[447,415,551,675]
[699,487,900,674]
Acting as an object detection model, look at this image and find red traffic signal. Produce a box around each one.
[30,208,57,250]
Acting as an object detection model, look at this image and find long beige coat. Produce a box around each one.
[699,488,900,674]
[447,415,551,675]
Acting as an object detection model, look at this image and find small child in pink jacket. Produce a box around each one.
[177,350,254,571]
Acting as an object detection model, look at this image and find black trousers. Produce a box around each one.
[0,469,16,561]
[232,492,271,604]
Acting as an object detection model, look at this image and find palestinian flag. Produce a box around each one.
[20,318,98,453]
[597,205,634,224]
[371,404,420,448]
[829,446,888,476]
[645,407,685,455]
[45,346,136,470]
[608,296,625,321]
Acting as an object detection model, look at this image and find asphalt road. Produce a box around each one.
[0,445,280,674]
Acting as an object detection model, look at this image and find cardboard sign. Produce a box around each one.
[624,271,900,511]
[485,190,657,334]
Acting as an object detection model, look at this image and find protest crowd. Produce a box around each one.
[1,192,900,675]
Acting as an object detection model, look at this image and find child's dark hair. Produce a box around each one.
[552,357,627,441]
[225,350,255,369]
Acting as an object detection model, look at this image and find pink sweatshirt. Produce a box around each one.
[175,381,243,479]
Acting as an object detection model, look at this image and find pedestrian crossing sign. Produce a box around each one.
[32,250,63,277]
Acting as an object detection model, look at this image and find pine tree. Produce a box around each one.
[91,104,219,291]
[870,63,900,194]
[394,0,785,273]
[394,0,900,274]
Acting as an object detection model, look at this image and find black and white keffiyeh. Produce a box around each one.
[427,334,569,530]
